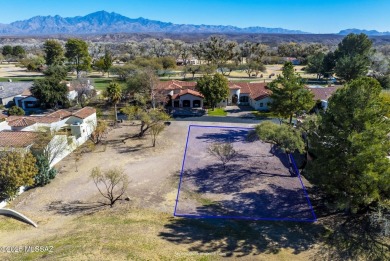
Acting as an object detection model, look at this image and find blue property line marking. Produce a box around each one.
[173,125,192,216]
[189,124,254,130]
[174,124,317,222]
[175,213,315,223]
[289,154,317,221]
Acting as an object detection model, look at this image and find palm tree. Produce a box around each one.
[104,82,122,123]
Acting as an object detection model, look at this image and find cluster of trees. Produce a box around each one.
[306,33,390,88]
[252,68,389,257]
[29,38,100,109]
[1,45,26,61]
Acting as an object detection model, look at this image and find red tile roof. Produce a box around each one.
[308,86,340,101]
[234,82,271,101]
[0,131,37,148]
[72,107,96,119]
[172,89,204,99]
[157,80,197,90]
[7,117,37,127]
[7,115,61,124]
[158,80,271,101]
[228,82,241,90]
[47,109,73,119]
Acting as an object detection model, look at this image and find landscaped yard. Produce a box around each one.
[207,108,227,116]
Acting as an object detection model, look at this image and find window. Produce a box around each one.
[239,96,249,102]
[259,103,263,107]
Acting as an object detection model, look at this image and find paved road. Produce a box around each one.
[173,115,279,124]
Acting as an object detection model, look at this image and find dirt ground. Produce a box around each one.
[0,121,260,247]
[0,63,43,78]
[175,126,315,221]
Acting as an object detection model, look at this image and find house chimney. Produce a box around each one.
[8,79,12,82]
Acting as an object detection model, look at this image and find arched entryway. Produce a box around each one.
[232,94,238,105]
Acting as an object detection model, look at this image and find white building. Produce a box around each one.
[0,107,97,167]
[157,80,272,111]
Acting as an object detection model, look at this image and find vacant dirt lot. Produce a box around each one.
[175,126,315,221]
[1,121,324,260]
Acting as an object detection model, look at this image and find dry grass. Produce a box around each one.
[0,205,317,261]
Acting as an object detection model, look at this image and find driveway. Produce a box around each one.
[224,105,255,118]
[173,115,278,124]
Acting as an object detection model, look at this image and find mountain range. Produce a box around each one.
[0,11,388,36]
[0,11,309,35]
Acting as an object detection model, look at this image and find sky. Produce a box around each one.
[0,0,389,34]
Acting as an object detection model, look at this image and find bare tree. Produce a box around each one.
[89,120,108,144]
[90,167,129,207]
[207,142,238,170]
[72,78,96,107]
[150,122,165,147]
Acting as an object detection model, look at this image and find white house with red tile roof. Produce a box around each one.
[157,80,272,110]
[0,107,97,166]
[307,86,340,110]
[0,131,38,150]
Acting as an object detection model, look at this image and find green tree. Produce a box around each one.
[150,122,165,147]
[20,56,45,71]
[305,52,325,79]
[8,106,25,116]
[95,49,113,77]
[43,65,68,80]
[2,45,13,56]
[12,45,25,58]
[321,51,336,78]
[202,36,237,67]
[121,106,170,138]
[34,154,57,186]
[255,121,305,153]
[184,65,201,79]
[0,151,37,199]
[269,62,315,124]
[334,33,373,82]
[30,77,68,109]
[43,39,64,66]
[109,64,138,81]
[104,82,122,122]
[238,61,265,77]
[197,73,230,110]
[307,77,390,213]
[158,56,176,75]
[65,38,91,78]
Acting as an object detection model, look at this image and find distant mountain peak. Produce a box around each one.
[338,28,390,36]
[0,11,309,36]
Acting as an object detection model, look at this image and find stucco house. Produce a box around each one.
[308,86,340,110]
[217,82,272,110]
[0,107,97,166]
[157,80,272,111]
[13,81,95,110]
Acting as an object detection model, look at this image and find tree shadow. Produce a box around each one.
[115,144,145,154]
[195,128,251,143]
[46,200,106,216]
[176,183,315,221]
[159,216,325,258]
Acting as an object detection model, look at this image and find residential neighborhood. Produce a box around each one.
[0,2,389,261]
